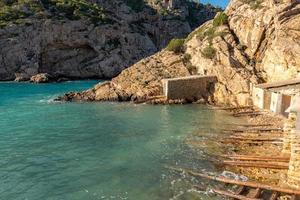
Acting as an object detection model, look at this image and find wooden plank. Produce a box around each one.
[212,106,254,111]
[209,188,263,200]
[232,133,284,137]
[248,188,262,198]
[291,195,298,200]
[269,192,279,200]
[167,167,300,195]
[223,160,289,169]
[233,112,265,117]
[224,155,290,162]
[222,140,283,145]
[227,124,273,127]
[228,136,283,142]
[236,186,246,195]
[224,128,283,133]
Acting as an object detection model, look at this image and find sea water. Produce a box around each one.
[0,81,237,200]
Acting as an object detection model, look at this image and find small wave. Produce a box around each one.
[38,95,61,104]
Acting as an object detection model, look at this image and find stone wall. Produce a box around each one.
[162,75,217,101]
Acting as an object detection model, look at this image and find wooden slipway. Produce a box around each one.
[168,167,300,200]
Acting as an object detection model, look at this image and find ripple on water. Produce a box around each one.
[0,81,241,200]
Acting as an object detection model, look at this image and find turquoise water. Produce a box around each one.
[0,81,234,200]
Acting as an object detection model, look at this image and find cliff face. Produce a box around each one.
[64,0,300,106]
[0,0,219,81]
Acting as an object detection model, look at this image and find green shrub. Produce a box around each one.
[201,46,216,59]
[51,0,107,22]
[213,12,228,27]
[183,53,191,63]
[167,39,185,54]
[185,24,207,42]
[0,0,108,27]
[186,63,197,74]
[240,0,263,10]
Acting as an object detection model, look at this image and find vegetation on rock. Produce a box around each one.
[240,0,263,10]
[167,39,185,54]
[212,12,228,27]
[0,0,108,27]
[201,45,216,59]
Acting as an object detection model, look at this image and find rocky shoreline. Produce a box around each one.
[183,105,300,197]
[57,0,300,108]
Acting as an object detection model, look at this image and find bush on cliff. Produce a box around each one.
[241,0,263,10]
[0,0,108,27]
[167,39,185,54]
[213,12,228,27]
[201,45,216,59]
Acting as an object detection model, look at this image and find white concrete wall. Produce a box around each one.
[252,87,265,109]
[270,93,282,114]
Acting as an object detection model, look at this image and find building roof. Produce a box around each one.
[255,78,300,95]
[256,78,300,89]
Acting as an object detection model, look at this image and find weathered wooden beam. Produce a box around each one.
[291,195,300,200]
[204,187,263,200]
[212,106,254,111]
[225,123,273,127]
[166,167,300,195]
[269,192,279,200]
[236,186,246,195]
[223,160,289,169]
[223,155,290,162]
[232,132,284,137]
[228,136,283,142]
[248,188,262,198]
[223,128,283,133]
[222,140,283,145]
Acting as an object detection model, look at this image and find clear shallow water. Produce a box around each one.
[0,81,237,200]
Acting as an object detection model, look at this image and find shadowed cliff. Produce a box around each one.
[0,0,220,81]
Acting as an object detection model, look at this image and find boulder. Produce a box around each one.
[30,73,52,83]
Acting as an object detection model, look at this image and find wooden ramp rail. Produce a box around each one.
[194,186,263,200]
[222,128,283,133]
[222,155,290,162]
[222,160,289,169]
[167,166,300,196]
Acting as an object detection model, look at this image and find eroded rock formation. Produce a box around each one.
[0,0,219,81]
[63,0,300,106]
[58,50,191,102]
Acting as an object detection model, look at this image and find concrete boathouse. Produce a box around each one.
[252,78,300,116]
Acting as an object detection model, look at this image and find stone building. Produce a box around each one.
[162,75,217,101]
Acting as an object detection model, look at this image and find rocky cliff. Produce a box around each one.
[62,0,300,106]
[0,0,220,81]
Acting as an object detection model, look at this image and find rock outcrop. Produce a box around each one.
[58,50,191,102]
[0,0,219,81]
[30,73,52,83]
[62,0,300,106]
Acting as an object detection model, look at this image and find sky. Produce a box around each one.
[200,0,229,8]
